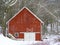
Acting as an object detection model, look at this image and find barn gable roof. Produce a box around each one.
[6,7,44,24]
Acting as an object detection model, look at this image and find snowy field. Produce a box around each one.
[0,34,60,45]
[30,35,60,45]
[0,34,38,45]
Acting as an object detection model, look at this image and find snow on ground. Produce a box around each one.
[43,35,60,45]
[0,34,37,45]
[0,33,60,45]
[29,35,60,45]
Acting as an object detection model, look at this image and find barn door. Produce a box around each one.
[24,33,35,41]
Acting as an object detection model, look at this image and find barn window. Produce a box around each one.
[14,32,19,37]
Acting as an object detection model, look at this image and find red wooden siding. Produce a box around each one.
[13,33,24,38]
[9,8,41,35]
[8,7,43,40]
[19,33,24,38]
[35,33,41,41]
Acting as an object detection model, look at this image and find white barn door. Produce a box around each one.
[24,33,35,41]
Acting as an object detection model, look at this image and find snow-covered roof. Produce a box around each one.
[6,7,44,24]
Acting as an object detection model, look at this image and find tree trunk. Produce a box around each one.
[57,21,59,34]
[51,23,53,34]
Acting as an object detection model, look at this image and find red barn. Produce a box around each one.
[6,7,44,41]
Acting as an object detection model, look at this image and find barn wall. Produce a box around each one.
[8,8,42,40]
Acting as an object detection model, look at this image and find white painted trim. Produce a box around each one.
[6,6,44,24]
[20,32,41,33]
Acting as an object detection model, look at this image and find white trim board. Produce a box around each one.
[6,6,44,24]
[20,32,41,34]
